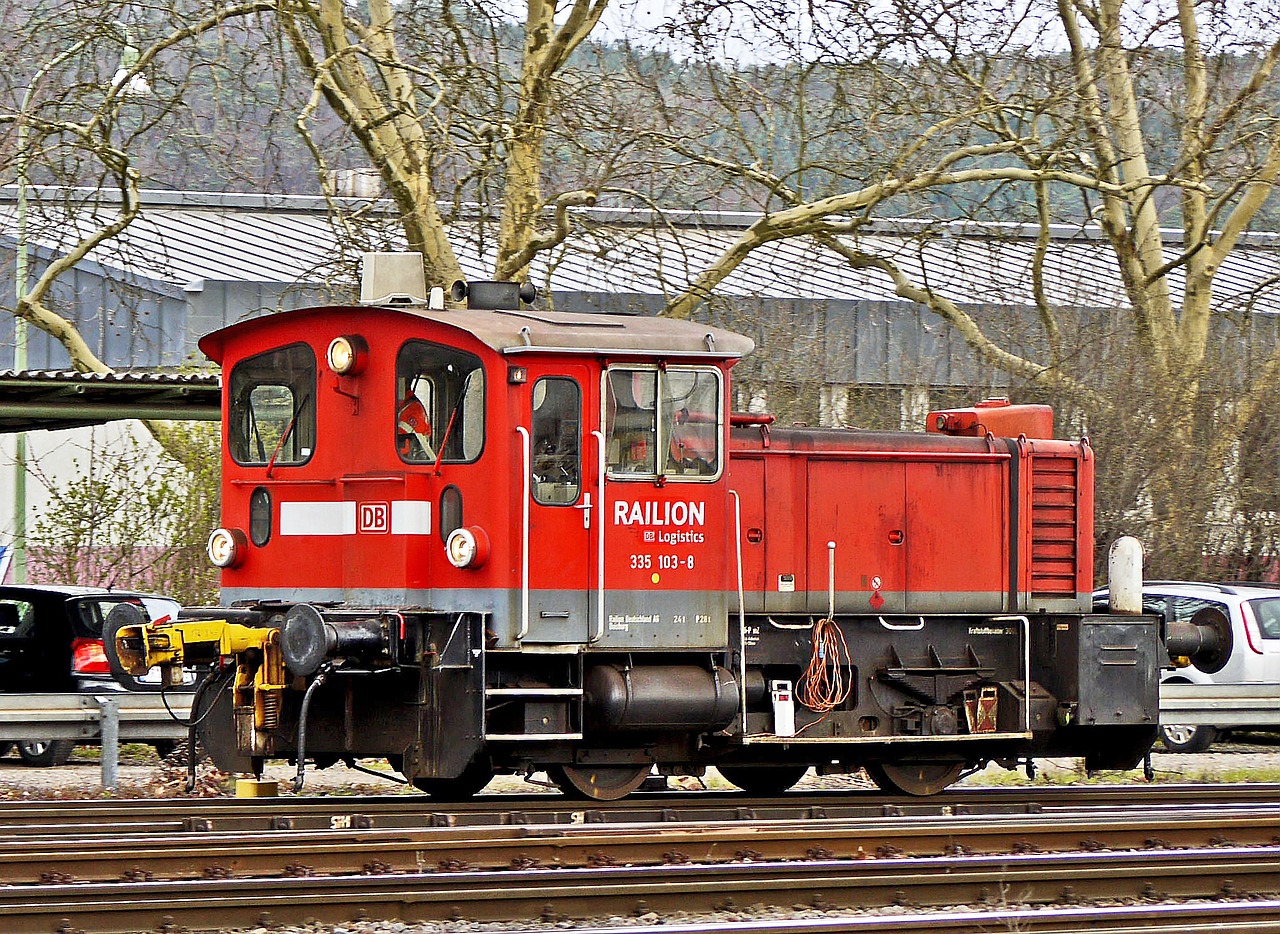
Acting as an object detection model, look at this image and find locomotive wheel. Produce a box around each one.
[717,764,810,795]
[411,760,495,800]
[549,764,653,801]
[864,760,965,796]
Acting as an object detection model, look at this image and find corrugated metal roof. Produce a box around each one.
[2,188,1279,316]
[0,370,220,433]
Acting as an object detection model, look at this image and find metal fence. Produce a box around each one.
[0,693,191,789]
[1159,683,1280,728]
[0,684,1269,793]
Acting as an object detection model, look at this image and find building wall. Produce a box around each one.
[0,420,164,584]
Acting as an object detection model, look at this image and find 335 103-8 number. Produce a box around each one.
[628,553,695,571]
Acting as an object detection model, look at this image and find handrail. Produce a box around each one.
[730,489,747,736]
[590,429,606,644]
[991,615,1032,733]
[515,426,531,642]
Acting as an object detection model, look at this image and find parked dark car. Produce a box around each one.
[0,584,183,766]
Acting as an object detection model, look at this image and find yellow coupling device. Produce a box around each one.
[114,618,289,730]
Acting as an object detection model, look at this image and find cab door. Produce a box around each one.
[524,369,594,642]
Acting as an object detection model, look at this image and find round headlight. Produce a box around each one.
[207,527,248,568]
[446,526,490,569]
[326,335,368,375]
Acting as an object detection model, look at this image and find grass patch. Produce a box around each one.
[72,744,164,764]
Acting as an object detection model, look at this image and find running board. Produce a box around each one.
[740,731,1033,745]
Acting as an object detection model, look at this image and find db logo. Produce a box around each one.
[358,502,389,534]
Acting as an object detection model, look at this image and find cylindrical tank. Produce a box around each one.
[584,665,739,732]
[1108,536,1144,614]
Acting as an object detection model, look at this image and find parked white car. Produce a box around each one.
[1100,581,1280,752]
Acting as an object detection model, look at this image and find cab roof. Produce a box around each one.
[199,304,755,364]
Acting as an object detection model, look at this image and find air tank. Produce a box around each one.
[584,665,739,732]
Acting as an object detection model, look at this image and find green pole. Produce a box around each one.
[12,99,28,585]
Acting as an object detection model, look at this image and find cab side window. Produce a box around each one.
[531,378,581,505]
[604,366,722,481]
[663,369,719,477]
[229,344,316,466]
[396,341,485,464]
[605,369,656,476]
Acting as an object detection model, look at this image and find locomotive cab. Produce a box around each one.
[114,259,756,798]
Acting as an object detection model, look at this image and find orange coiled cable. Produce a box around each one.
[796,616,853,716]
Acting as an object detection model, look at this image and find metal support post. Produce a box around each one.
[97,696,119,791]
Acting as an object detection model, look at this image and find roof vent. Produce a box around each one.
[451,280,537,311]
[359,252,427,305]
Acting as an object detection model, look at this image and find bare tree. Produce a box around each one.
[4,0,1280,576]
[657,0,1280,575]
[0,1,276,376]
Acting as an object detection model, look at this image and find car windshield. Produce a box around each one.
[1245,597,1280,639]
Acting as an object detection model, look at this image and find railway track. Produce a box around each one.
[6,800,1280,885]
[0,781,1278,834]
[2,784,1278,932]
[4,845,1280,932]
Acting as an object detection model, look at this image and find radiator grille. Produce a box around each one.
[1030,457,1078,595]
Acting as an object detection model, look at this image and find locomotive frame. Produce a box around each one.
[110,254,1205,799]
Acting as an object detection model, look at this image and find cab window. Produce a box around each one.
[663,369,720,477]
[229,343,316,466]
[531,378,581,505]
[396,341,485,463]
[604,366,721,481]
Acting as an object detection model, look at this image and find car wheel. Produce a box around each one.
[0,742,12,758]
[152,740,179,759]
[17,740,76,767]
[1159,723,1217,753]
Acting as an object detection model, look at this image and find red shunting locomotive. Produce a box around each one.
[111,253,1208,799]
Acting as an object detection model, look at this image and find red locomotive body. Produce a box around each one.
[732,413,1094,617]
[205,302,743,652]
[110,258,1194,799]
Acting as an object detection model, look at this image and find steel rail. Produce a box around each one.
[0,781,1276,834]
[565,900,1280,934]
[5,805,1280,885]
[1,846,1278,933]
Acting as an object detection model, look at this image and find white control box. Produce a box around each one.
[771,679,796,737]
